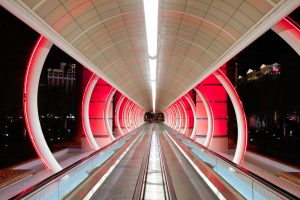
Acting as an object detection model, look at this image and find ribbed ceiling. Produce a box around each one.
[4,0,298,111]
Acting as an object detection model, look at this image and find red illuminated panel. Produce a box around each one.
[91,85,112,101]
[196,120,208,134]
[213,120,228,136]
[196,74,228,137]
[90,120,107,135]
[82,69,113,138]
[209,102,227,118]
[200,74,219,84]
[89,103,105,118]
[196,101,207,118]
[199,86,226,101]
[82,70,93,85]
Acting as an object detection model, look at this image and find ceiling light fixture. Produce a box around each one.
[144,0,158,113]
[149,58,157,81]
[151,80,156,113]
[143,0,158,58]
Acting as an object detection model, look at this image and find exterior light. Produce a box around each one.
[247,69,253,74]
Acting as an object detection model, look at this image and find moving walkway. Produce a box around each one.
[11,124,297,200]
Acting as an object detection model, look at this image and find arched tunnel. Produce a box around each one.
[1,0,300,199]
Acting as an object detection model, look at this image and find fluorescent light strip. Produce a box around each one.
[144,0,158,113]
[143,0,158,57]
[151,81,156,113]
[149,58,157,81]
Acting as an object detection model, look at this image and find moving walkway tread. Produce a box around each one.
[90,127,152,200]
[158,127,218,200]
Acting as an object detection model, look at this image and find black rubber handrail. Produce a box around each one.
[10,125,146,200]
[161,124,298,200]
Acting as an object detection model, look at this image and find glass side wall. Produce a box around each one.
[19,126,144,200]
[161,124,296,200]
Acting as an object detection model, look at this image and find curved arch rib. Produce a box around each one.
[185,94,197,140]
[82,74,100,150]
[194,88,214,148]
[172,104,180,130]
[104,88,116,141]
[174,102,182,132]
[214,69,247,165]
[168,107,175,129]
[123,99,131,133]
[179,99,188,135]
[115,95,125,136]
[272,18,300,56]
[23,36,62,172]
[164,108,170,126]
[127,102,135,131]
[169,106,176,129]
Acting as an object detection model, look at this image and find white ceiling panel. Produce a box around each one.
[2,0,299,111]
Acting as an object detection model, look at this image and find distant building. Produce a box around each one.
[47,62,76,91]
[239,63,281,82]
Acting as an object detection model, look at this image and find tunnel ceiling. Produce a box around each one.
[3,0,298,112]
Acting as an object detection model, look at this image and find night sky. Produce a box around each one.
[0,7,81,113]
[0,7,38,112]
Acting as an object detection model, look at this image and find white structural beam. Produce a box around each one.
[82,74,100,150]
[194,88,214,148]
[137,107,141,127]
[214,69,247,165]
[172,104,180,130]
[104,88,116,141]
[174,103,182,132]
[122,99,130,133]
[168,107,174,128]
[115,95,125,136]
[140,109,144,125]
[179,99,188,135]
[169,106,176,129]
[272,18,300,55]
[166,109,171,126]
[131,105,138,129]
[133,105,139,129]
[164,109,169,126]
[127,102,135,131]
[185,95,197,140]
[23,36,62,172]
